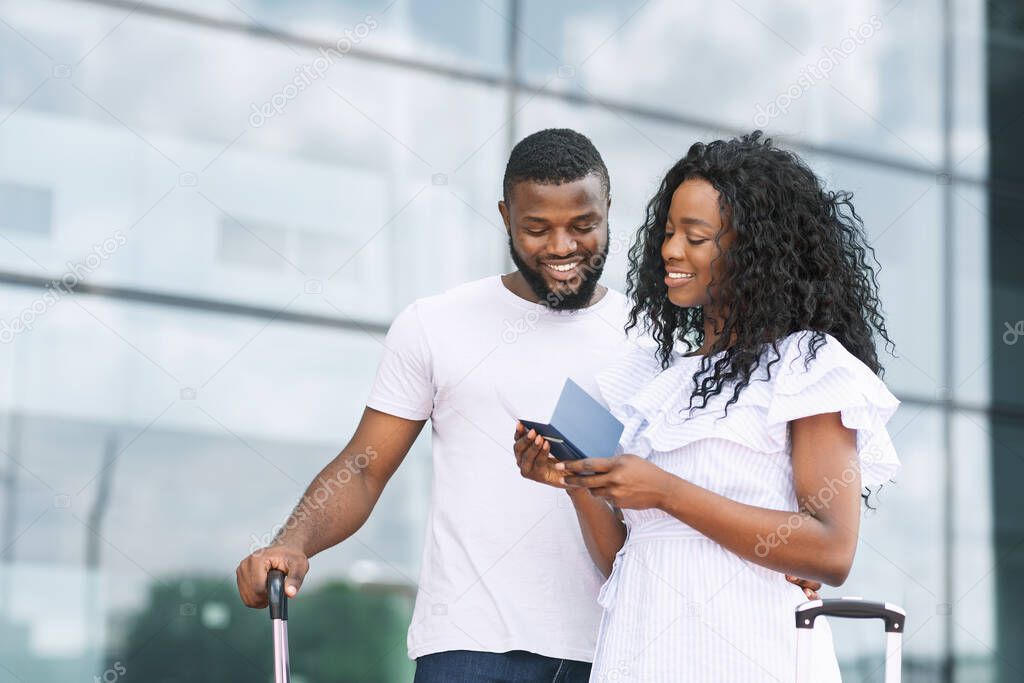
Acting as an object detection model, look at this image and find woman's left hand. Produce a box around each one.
[556,455,674,510]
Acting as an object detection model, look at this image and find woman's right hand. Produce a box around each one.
[514,422,568,489]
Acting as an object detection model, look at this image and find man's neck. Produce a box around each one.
[501,272,607,308]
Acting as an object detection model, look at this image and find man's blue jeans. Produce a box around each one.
[414,649,592,683]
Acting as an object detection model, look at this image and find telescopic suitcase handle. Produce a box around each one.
[267,569,291,683]
[795,598,906,683]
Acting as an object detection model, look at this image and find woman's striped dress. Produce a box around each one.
[589,330,901,682]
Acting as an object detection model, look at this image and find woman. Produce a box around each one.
[513,132,900,681]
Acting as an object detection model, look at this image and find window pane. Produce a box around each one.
[134,0,508,74]
[0,0,509,323]
[953,0,989,179]
[952,183,991,407]
[0,182,52,235]
[952,412,998,682]
[987,414,1024,683]
[519,0,944,167]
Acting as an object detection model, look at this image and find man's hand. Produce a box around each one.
[514,422,569,489]
[236,544,310,608]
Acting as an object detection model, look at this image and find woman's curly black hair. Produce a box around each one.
[626,130,894,420]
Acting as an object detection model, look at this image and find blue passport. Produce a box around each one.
[519,378,625,461]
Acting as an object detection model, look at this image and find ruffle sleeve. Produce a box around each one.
[765,331,901,487]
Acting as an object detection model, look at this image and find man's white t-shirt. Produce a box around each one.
[366,275,636,662]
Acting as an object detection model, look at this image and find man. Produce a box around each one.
[236,129,818,681]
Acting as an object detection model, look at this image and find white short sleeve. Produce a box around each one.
[766,332,901,487]
[365,302,434,421]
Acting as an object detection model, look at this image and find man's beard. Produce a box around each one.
[508,235,609,311]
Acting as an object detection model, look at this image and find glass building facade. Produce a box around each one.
[0,1,1018,681]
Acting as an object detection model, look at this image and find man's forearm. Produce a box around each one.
[272,449,383,557]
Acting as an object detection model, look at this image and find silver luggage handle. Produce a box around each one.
[795,597,906,683]
[268,569,291,683]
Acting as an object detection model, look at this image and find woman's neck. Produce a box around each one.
[698,315,733,355]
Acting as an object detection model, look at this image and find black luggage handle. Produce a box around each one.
[267,569,291,683]
[796,597,905,633]
[268,569,288,621]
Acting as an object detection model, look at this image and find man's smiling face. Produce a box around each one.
[500,173,610,310]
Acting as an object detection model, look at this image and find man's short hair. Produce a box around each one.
[502,128,610,203]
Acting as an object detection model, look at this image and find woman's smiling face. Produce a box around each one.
[660,178,734,309]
